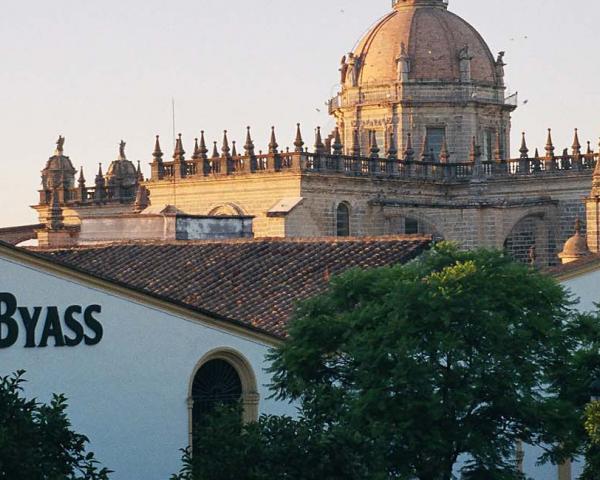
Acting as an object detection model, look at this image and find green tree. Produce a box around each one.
[0,370,111,480]
[268,243,596,480]
[582,401,600,479]
[171,403,383,480]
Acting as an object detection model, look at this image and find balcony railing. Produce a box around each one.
[151,151,598,183]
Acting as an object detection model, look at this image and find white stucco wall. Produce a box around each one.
[0,254,295,480]
[562,270,600,314]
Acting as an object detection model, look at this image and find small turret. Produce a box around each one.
[559,218,590,264]
[332,127,344,156]
[41,136,77,201]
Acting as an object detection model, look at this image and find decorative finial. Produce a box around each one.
[136,160,144,182]
[387,131,398,160]
[572,128,582,155]
[222,130,231,157]
[153,135,163,162]
[244,127,255,156]
[545,128,555,158]
[314,127,325,154]
[269,126,279,155]
[192,138,200,160]
[575,216,582,235]
[173,133,185,160]
[332,127,344,155]
[78,167,86,187]
[370,131,380,159]
[212,141,219,158]
[199,131,208,160]
[519,132,529,159]
[231,140,238,157]
[294,123,305,153]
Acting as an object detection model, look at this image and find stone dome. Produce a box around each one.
[351,0,498,86]
[106,142,138,188]
[559,219,591,264]
[106,159,137,187]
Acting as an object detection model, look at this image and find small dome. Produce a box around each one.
[106,141,138,188]
[106,159,137,181]
[559,219,590,264]
[350,0,498,86]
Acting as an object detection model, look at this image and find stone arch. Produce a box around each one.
[0,224,43,246]
[207,203,247,216]
[187,348,259,448]
[503,210,558,267]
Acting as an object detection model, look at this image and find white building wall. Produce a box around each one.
[0,255,295,480]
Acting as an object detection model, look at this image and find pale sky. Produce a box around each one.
[0,0,598,226]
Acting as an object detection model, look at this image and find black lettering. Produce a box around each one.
[63,305,84,347]
[18,306,42,348]
[39,307,66,348]
[84,305,103,346]
[0,293,18,349]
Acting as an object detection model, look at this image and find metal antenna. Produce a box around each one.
[172,98,176,150]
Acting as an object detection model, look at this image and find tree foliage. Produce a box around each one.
[268,243,597,479]
[170,404,381,480]
[0,370,111,480]
[582,401,600,480]
[177,244,600,479]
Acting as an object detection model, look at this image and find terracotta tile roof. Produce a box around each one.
[40,236,431,338]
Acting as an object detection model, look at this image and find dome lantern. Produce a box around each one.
[393,0,448,10]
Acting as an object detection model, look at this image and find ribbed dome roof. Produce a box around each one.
[45,154,76,174]
[352,0,497,86]
[562,232,590,257]
[106,159,137,186]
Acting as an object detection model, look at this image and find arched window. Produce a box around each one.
[188,350,259,450]
[191,359,242,428]
[336,203,350,237]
